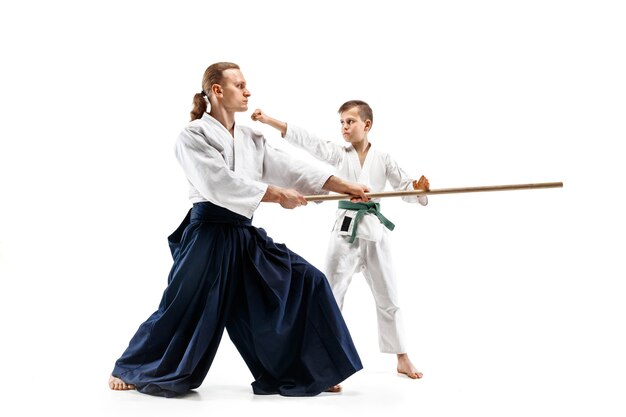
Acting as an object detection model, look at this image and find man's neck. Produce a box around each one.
[209,109,236,137]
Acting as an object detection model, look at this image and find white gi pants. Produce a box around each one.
[324,229,406,354]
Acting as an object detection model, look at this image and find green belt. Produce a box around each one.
[338,200,395,243]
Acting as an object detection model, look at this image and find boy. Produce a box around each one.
[252,100,429,379]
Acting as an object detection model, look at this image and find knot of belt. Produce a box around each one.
[338,200,395,243]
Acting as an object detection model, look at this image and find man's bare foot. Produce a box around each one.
[325,384,342,393]
[397,353,423,379]
[109,375,136,391]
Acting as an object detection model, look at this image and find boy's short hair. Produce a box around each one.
[338,100,373,126]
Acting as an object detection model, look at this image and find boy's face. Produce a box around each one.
[339,107,371,145]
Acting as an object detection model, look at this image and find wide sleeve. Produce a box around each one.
[175,125,267,219]
[261,140,333,196]
[384,153,428,206]
[283,125,345,168]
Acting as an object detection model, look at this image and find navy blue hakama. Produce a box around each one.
[111,202,362,397]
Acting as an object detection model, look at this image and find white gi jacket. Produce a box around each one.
[175,113,332,219]
[284,125,428,241]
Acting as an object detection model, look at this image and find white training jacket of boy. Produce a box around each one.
[174,113,332,219]
[284,124,427,353]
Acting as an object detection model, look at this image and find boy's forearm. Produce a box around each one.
[265,116,288,137]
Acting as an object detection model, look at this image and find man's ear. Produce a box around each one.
[211,84,222,97]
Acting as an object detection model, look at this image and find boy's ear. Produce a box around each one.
[364,119,372,131]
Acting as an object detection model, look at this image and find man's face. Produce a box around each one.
[217,69,250,112]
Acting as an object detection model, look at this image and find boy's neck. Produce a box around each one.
[353,139,371,167]
[352,138,370,154]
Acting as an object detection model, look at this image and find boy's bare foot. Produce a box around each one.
[325,384,342,393]
[109,375,136,391]
[397,353,423,379]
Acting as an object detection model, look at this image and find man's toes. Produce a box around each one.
[109,376,135,391]
[325,384,342,393]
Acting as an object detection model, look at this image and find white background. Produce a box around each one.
[1,1,624,416]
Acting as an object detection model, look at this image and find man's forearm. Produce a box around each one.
[322,175,369,201]
[322,175,349,194]
[261,185,282,203]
